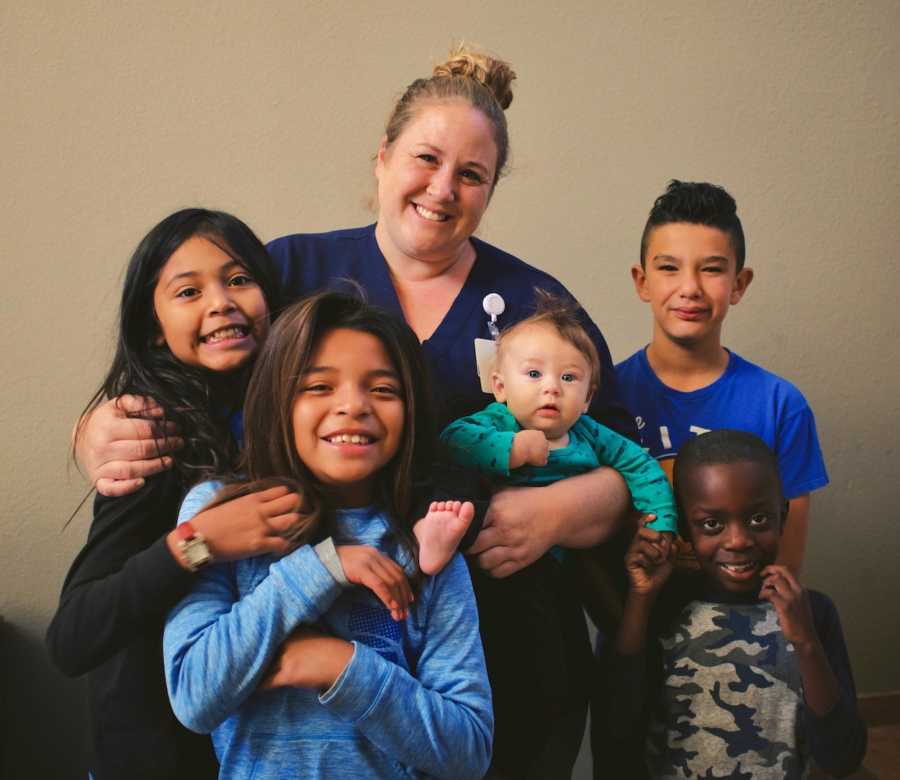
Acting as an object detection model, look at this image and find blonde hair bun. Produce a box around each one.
[433,44,516,110]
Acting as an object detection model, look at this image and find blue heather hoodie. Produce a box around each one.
[164,481,493,779]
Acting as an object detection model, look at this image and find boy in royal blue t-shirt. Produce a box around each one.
[616,180,828,574]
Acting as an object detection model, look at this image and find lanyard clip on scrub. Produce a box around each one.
[483,292,505,340]
[474,293,506,393]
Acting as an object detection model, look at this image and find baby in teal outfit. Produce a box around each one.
[441,293,677,537]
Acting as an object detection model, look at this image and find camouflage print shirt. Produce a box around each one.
[610,584,866,779]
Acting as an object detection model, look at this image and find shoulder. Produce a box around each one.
[807,589,841,627]
[469,236,576,301]
[726,351,810,408]
[177,480,226,525]
[615,349,647,378]
[266,224,373,256]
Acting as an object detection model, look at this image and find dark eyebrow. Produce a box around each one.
[164,259,244,290]
[417,143,491,176]
[303,366,399,381]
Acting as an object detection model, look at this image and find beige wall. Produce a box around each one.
[3,1,898,775]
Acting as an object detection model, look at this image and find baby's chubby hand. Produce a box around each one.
[624,515,675,598]
[509,429,550,469]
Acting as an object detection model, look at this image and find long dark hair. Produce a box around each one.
[75,208,281,484]
[211,291,435,566]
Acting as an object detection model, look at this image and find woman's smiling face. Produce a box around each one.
[374,100,498,269]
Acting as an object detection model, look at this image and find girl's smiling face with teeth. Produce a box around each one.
[374,100,497,272]
[679,459,785,596]
[153,235,268,373]
[291,328,405,507]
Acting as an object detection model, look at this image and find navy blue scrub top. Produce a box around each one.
[267,224,636,440]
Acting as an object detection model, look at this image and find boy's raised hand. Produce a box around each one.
[509,429,550,469]
[76,395,183,496]
[336,546,413,621]
[625,515,675,597]
[759,565,819,649]
[169,485,305,566]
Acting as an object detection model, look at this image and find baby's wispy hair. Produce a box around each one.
[497,289,601,388]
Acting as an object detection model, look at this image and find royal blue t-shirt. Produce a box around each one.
[615,348,828,498]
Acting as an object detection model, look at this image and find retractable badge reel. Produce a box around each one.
[474,293,506,393]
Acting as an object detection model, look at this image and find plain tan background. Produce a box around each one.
[3,1,899,776]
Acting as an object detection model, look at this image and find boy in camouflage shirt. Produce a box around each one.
[607,430,865,779]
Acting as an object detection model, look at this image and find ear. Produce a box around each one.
[582,385,595,414]
[730,267,754,305]
[779,498,790,536]
[374,135,389,178]
[491,372,507,403]
[631,264,651,303]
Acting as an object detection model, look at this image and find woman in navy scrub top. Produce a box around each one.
[77,46,634,779]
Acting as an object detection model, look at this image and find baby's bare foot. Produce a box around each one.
[414,500,475,575]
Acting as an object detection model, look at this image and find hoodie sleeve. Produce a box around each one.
[163,482,344,734]
[319,553,493,779]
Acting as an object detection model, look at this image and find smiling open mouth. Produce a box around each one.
[201,325,250,344]
[326,434,375,444]
[414,204,448,222]
[718,561,758,575]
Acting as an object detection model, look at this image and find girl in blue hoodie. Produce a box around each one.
[163,291,493,779]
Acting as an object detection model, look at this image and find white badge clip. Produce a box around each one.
[482,293,505,340]
[474,293,506,394]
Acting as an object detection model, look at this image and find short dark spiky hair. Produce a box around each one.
[673,429,783,537]
[640,180,746,271]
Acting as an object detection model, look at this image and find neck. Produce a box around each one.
[645,331,729,392]
[374,221,475,283]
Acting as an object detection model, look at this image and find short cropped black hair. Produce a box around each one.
[673,430,783,537]
[640,180,746,271]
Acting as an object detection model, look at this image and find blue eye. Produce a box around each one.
[417,153,438,164]
[561,373,576,383]
[527,369,541,379]
[460,169,484,184]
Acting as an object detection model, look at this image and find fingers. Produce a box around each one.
[475,544,523,576]
[360,557,411,620]
[259,490,302,518]
[340,547,413,620]
[466,526,501,556]
[96,455,176,483]
[761,565,803,593]
[115,395,166,417]
[95,477,146,497]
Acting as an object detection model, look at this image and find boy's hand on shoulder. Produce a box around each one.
[625,516,675,597]
[259,627,353,692]
[336,545,412,621]
[509,429,549,469]
[760,565,819,649]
